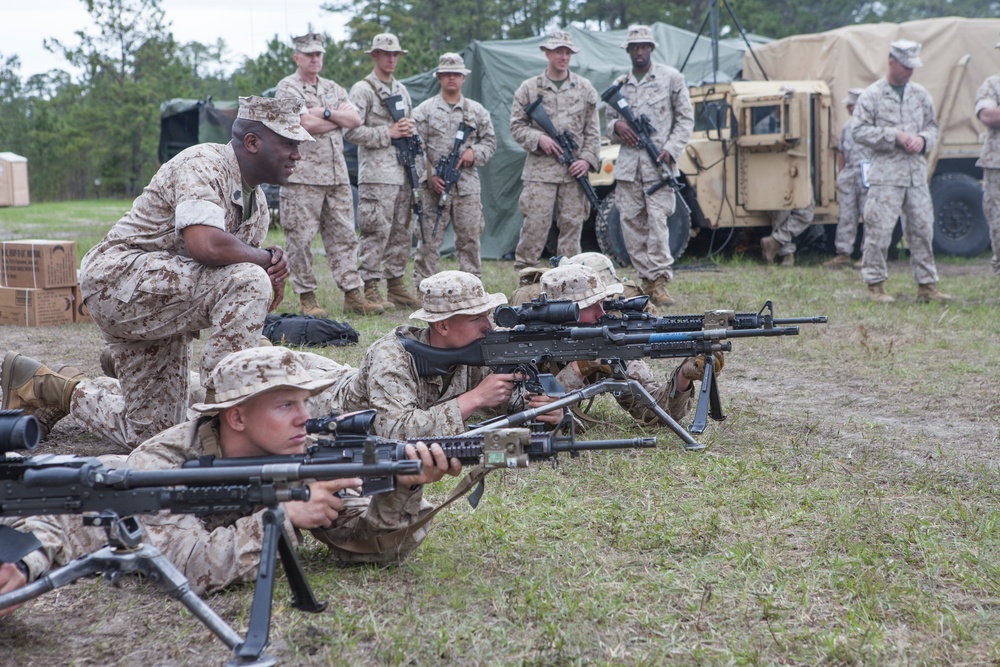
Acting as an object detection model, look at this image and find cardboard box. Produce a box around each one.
[0,286,75,327]
[1,240,77,289]
[71,283,93,324]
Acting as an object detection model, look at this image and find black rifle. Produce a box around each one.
[432,120,469,236]
[185,409,654,498]
[600,81,689,203]
[0,419,420,666]
[383,93,426,242]
[523,95,604,221]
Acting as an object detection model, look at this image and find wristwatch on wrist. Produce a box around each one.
[323,107,332,120]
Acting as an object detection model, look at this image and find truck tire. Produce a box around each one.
[930,172,990,257]
[595,190,691,268]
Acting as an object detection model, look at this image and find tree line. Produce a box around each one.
[1,0,994,201]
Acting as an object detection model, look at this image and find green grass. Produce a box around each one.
[2,200,1000,665]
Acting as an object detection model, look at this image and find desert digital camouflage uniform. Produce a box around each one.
[345,72,416,283]
[605,63,694,281]
[510,71,600,268]
[412,94,496,285]
[854,77,940,287]
[79,143,273,448]
[975,73,1000,275]
[833,115,872,255]
[767,207,815,257]
[10,417,433,591]
[275,71,364,294]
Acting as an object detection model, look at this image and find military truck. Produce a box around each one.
[592,17,1000,265]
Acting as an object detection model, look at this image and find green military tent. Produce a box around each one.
[402,23,749,259]
[158,98,239,163]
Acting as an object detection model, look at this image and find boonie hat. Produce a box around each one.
[540,30,579,54]
[622,25,658,49]
[191,348,336,413]
[293,32,324,54]
[889,39,923,69]
[436,52,470,76]
[368,33,408,55]
[842,88,863,106]
[410,271,507,322]
[559,252,619,287]
[237,96,314,142]
[540,265,623,309]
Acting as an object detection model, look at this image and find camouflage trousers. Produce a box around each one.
[279,183,363,293]
[615,178,676,281]
[84,262,271,447]
[357,183,413,282]
[861,184,938,286]
[834,178,868,256]
[768,207,814,255]
[414,188,485,287]
[514,181,588,269]
[984,168,1000,275]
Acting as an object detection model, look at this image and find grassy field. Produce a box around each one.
[1,201,999,665]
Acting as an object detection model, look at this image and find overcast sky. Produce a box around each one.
[1,0,349,80]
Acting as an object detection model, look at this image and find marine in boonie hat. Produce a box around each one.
[436,52,471,76]
[558,252,619,287]
[293,32,324,54]
[191,348,336,413]
[622,25,658,50]
[237,96,314,143]
[889,39,923,69]
[841,88,864,106]
[368,33,408,54]
[540,264,623,308]
[410,271,507,322]
[540,30,580,54]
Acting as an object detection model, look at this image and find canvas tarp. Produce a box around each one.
[741,17,1000,150]
[158,98,239,163]
[403,23,748,259]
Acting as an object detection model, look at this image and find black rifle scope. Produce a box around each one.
[0,409,40,453]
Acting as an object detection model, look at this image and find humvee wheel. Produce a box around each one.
[930,172,990,257]
[595,190,691,268]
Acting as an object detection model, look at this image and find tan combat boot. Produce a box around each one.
[364,279,392,309]
[867,282,895,303]
[916,283,953,304]
[760,235,780,264]
[31,364,85,439]
[823,254,853,269]
[1,353,82,437]
[386,277,422,310]
[344,287,384,315]
[650,275,676,307]
[780,253,795,267]
[299,291,329,318]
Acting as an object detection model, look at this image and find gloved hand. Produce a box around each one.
[576,360,613,379]
[679,352,725,382]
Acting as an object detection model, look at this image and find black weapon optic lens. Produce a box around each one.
[494,301,580,328]
[0,410,41,453]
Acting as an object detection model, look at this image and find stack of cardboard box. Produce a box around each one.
[0,240,92,326]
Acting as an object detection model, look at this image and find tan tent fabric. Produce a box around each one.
[742,17,1000,148]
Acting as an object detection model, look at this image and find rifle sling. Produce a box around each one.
[328,464,493,555]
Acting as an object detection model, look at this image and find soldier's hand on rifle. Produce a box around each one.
[614,120,640,147]
[537,135,563,157]
[284,478,361,529]
[568,159,590,178]
[657,149,674,168]
[525,394,568,426]
[430,175,446,194]
[397,442,462,487]
[389,118,415,139]
[458,147,476,168]
[0,561,28,617]
[677,352,725,389]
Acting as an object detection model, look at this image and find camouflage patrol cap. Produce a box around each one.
[436,52,470,76]
[622,25,658,49]
[293,32,324,54]
[237,96,314,142]
[558,252,619,286]
[368,33,408,55]
[841,88,864,106]
[540,265,623,309]
[410,271,507,322]
[540,30,579,54]
[191,348,336,413]
[889,39,923,69]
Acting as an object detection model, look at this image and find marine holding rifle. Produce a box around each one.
[605,25,694,307]
[411,53,497,287]
[0,347,456,615]
[510,30,600,271]
[345,33,423,311]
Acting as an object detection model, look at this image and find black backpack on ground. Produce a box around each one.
[262,313,360,347]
